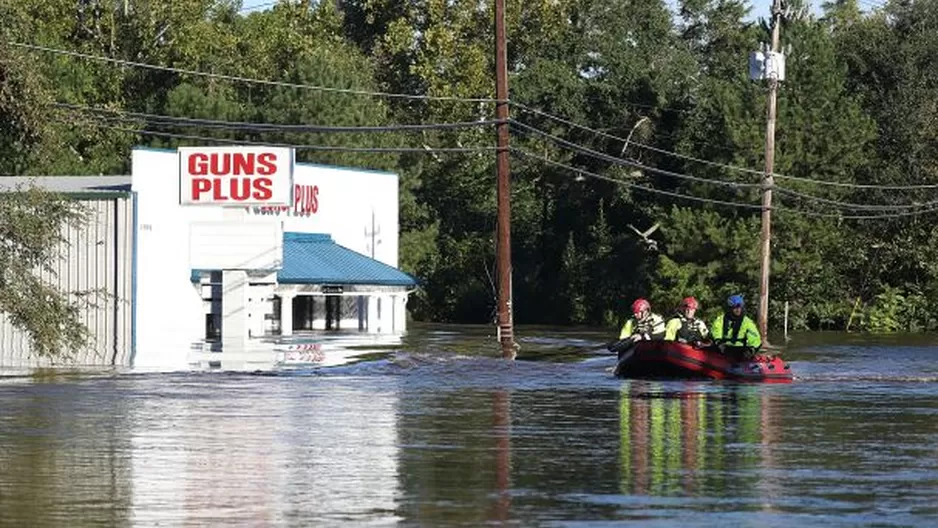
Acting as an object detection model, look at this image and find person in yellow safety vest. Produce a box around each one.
[619,298,666,341]
[710,294,762,359]
[664,296,709,346]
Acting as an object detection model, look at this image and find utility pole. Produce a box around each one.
[758,0,784,342]
[494,0,515,359]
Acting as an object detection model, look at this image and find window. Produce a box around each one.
[205,313,221,341]
[293,296,315,331]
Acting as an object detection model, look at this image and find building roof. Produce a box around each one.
[279,233,417,287]
[0,176,132,194]
[192,233,418,288]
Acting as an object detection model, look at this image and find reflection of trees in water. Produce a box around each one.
[395,389,517,525]
[0,381,133,525]
[618,382,781,498]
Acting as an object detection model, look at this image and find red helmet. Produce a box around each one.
[631,298,650,315]
[680,296,699,310]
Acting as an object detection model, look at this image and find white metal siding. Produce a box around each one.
[0,196,134,368]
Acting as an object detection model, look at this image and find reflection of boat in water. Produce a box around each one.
[614,341,793,383]
[618,382,782,500]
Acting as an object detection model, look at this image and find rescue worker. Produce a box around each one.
[619,298,666,341]
[710,294,761,359]
[664,296,709,346]
[608,297,665,361]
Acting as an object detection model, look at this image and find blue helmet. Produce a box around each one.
[727,294,744,308]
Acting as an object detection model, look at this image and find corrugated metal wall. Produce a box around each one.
[0,195,134,368]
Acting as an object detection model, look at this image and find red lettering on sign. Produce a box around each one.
[293,184,319,216]
[187,152,280,176]
[191,177,277,202]
[182,149,288,205]
[189,154,210,176]
[212,178,227,201]
[191,178,212,200]
[232,153,255,175]
[252,178,273,200]
[257,153,277,175]
[230,178,251,201]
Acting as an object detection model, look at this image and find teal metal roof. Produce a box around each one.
[279,232,417,286]
[191,233,418,287]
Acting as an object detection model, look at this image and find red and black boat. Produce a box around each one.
[613,340,793,383]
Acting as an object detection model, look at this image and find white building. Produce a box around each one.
[0,146,417,371]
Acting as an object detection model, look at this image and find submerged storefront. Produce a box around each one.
[0,146,417,370]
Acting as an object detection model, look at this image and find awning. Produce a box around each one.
[192,232,418,287]
[279,232,417,287]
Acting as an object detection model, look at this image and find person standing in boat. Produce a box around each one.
[664,296,709,346]
[710,294,761,359]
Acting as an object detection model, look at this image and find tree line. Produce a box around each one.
[2,0,937,357]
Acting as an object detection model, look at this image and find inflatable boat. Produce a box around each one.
[612,340,793,383]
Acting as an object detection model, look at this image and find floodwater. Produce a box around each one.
[2,325,938,527]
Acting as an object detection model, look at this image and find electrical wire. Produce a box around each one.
[513,147,938,220]
[511,102,938,191]
[511,147,765,210]
[510,120,763,189]
[56,102,502,132]
[775,186,938,212]
[80,121,497,154]
[9,41,500,103]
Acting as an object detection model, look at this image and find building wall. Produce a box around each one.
[131,148,404,368]
[246,162,400,267]
[0,196,134,368]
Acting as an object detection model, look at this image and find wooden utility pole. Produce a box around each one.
[758,0,783,342]
[494,0,515,359]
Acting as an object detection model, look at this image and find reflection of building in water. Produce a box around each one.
[618,383,779,498]
[129,381,400,525]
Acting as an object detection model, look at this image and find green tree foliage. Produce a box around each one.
[0,186,89,358]
[4,0,938,350]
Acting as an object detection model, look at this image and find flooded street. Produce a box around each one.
[2,324,938,526]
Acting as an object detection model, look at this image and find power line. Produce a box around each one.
[511,147,765,210]
[512,102,938,191]
[9,41,499,104]
[79,122,497,154]
[510,120,763,189]
[775,187,938,212]
[778,203,938,220]
[515,147,938,220]
[56,102,502,132]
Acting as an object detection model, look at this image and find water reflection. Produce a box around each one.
[3,335,938,526]
[493,390,512,523]
[618,382,785,501]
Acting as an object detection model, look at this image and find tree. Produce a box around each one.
[0,186,91,359]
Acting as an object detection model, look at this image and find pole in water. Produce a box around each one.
[758,0,784,344]
[783,300,789,341]
[494,0,515,359]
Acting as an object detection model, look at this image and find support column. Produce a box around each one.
[378,294,392,334]
[393,294,407,333]
[280,293,294,337]
[367,295,379,333]
[222,270,249,353]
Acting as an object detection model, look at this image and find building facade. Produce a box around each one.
[0,147,417,371]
